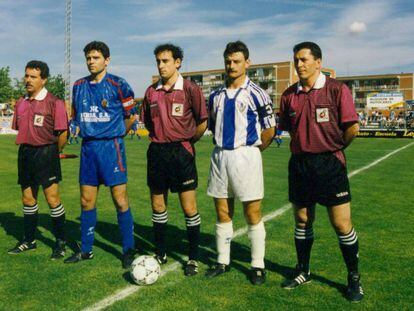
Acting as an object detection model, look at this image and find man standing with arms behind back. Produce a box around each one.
[279,42,363,302]
[205,41,275,285]
[8,60,68,260]
[142,44,207,276]
[64,41,137,268]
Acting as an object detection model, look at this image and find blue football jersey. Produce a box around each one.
[72,73,135,139]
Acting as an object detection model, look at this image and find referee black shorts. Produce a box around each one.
[288,152,351,207]
[18,144,62,189]
[147,142,198,193]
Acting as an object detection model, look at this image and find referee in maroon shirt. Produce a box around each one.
[8,61,68,260]
[279,42,363,302]
[142,44,207,276]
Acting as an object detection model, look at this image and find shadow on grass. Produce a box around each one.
[265,259,345,294]
[0,212,253,279]
[0,212,343,292]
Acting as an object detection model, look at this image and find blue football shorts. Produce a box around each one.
[80,138,127,186]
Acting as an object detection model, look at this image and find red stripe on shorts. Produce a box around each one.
[114,138,126,172]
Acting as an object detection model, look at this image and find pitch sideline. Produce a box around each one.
[83,141,414,311]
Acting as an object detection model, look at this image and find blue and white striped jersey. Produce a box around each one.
[208,77,276,149]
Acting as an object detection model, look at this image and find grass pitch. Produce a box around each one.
[0,135,413,310]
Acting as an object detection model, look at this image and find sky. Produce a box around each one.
[1,0,413,96]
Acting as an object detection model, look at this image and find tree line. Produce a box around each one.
[0,66,65,103]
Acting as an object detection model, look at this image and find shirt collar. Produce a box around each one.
[296,72,326,93]
[25,87,48,100]
[156,74,184,91]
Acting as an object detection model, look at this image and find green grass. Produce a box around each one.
[0,135,413,310]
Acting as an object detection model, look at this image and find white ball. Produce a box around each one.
[130,255,161,285]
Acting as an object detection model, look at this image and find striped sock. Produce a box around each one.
[50,203,65,241]
[23,204,39,242]
[294,227,314,273]
[117,208,135,254]
[80,208,97,253]
[338,228,359,273]
[152,210,168,257]
[185,213,201,261]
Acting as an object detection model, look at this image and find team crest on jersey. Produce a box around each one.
[172,103,184,116]
[237,102,247,113]
[316,108,329,122]
[33,114,44,127]
[102,99,108,108]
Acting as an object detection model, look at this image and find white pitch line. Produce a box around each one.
[348,141,414,178]
[83,141,414,311]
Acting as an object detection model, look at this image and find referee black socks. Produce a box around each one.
[23,204,39,242]
[294,226,314,273]
[152,210,168,257]
[338,228,359,274]
[50,203,66,241]
[185,213,201,261]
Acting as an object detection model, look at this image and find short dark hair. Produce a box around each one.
[25,60,49,79]
[83,41,110,59]
[223,41,249,60]
[154,44,184,61]
[293,41,322,60]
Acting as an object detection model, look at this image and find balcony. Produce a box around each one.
[352,85,399,91]
[249,75,275,82]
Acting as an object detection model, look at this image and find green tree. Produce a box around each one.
[13,78,26,100]
[46,74,65,100]
[0,66,14,102]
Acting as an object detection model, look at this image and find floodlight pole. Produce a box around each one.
[64,0,72,103]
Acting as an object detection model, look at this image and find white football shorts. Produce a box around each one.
[207,146,264,201]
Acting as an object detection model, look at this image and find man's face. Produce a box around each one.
[224,52,250,80]
[24,68,46,95]
[156,51,181,81]
[294,48,321,81]
[86,50,109,75]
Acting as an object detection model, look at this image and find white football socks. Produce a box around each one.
[215,221,233,265]
[248,220,266,269]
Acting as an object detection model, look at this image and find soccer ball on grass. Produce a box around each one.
[130,255,161,285]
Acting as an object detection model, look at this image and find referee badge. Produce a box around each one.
[172,103,184,116]
[33,114,44,127]
[102,99,108,108]
[316,108,329,122]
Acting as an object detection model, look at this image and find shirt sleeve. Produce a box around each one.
[278,94,290,131]
[54,99,69,131]
[140,88,152,131]
[207,92,216,132]
[119,79,135,111]
[11,102,19,130]
[339,84,358,125]
[252,89,276,130]
[189,83,208,124]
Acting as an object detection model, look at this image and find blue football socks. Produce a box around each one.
[80,208,97,253]
[117,208,135,254]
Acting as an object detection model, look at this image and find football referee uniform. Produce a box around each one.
[279,42,363,302]
[142,58,207,276]
[9,60,68,259]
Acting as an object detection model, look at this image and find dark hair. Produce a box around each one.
[83,41,110,59]
[154,44,184,61]
[223,41,249,60]
[293,41,322,59]
[25,60,49,79]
